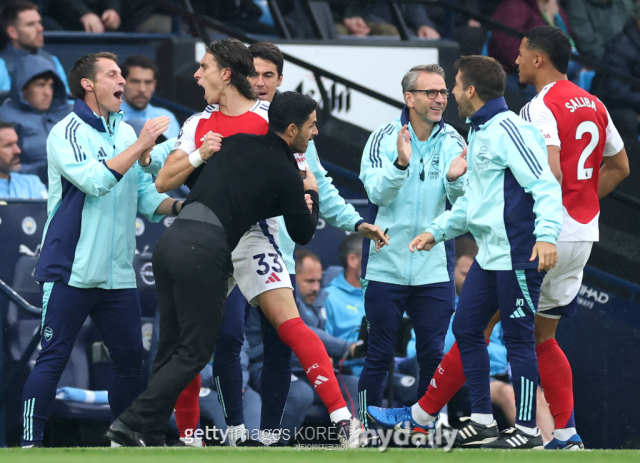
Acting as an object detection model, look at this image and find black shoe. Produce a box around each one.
[482,427,544,449]
[106,418,147,447]
[236,437,265,447]
[453,418,499,447]
[144,432,167,447]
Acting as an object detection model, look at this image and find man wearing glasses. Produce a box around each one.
[358,64,467,428]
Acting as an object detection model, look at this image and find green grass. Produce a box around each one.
[1,448,639,463]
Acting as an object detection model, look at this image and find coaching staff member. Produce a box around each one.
[106,91,341,446]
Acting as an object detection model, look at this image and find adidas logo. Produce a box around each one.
[265,272,282,284]
[314,375,329,388]
[430,378,438,389]
[510,307,526,318]
[98,147,108,159]
[506,434,529,447]
[458,424,478,440]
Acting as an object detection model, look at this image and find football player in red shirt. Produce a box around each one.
[516,25,628,450]
[152,39,370,447]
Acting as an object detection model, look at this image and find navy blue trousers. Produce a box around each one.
[452,260,543,428]
[214,277,295,430]
[21,282,143,444]
[358,279,455,425]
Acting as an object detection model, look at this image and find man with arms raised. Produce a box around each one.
[21,51,177,447]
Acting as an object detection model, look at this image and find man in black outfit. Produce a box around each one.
[106,91,336,446]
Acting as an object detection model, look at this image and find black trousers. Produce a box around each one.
[119,219,232,433]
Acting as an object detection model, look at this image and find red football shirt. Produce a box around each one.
[174,100,270,154]
[520,81,624,242]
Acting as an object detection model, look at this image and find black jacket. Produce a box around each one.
[184,132,319,249]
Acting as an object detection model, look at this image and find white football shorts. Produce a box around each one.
[537,241,593,318]
[228,218,291,306]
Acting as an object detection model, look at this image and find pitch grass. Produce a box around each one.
[1,448,639,463]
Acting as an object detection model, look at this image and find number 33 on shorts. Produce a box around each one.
[253,253,284,275]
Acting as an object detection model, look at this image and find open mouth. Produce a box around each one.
[430,107,443,113]
[114,91,123,101]
[257,91,268,99]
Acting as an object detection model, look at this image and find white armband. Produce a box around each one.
[188,150,205,168]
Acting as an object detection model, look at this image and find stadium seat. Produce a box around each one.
[133,252,158,318]
[322,265,343,288]
[6,255,41,325]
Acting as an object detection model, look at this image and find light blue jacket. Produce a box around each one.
[425,98,563,271]
[34,100,168,289]
[0,173,47,199]
[325,270,366,345]
[277,141,363,274]
[360,108,466,286]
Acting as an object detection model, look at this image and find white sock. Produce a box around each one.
[110,441,121,448]
[553,427,577,441]
[438,412,450,429]
[515,424,539,436]
[227,424,247,446]
[180,436,203,447]
[330,406,351,424]
[470,413,494,426]
[411,403,436,426]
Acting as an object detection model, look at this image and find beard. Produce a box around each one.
[456,97,474,119]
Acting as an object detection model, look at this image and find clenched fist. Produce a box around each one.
[302,167,318,192]
[198,131,223,161]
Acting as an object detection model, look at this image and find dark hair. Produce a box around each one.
[339,233,363,269]
[524,26,571,74]
[455,55,506,103]
[268,91,318,134]
[295,249,322,273]
[1,1,38,34]
[249,42,284,77]
[68,52,118,100]
[121,54,157,80]
[24,70,56,89]
[207,39,255,100]
[0,120,15,130]
[455,237,478,262]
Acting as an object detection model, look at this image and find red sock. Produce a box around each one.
[537,339,574,429]
[278,317,347,414]
[175,373,201,438]
[418,341,468,415]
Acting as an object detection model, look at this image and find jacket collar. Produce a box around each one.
[266,131,296,155]
[400,106,445,138]
[73,99,123,133]
[468,97,509,131]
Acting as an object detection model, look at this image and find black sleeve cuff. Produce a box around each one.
[354,219,365,231]
[106,166,123,182]
[393,159,409,171]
